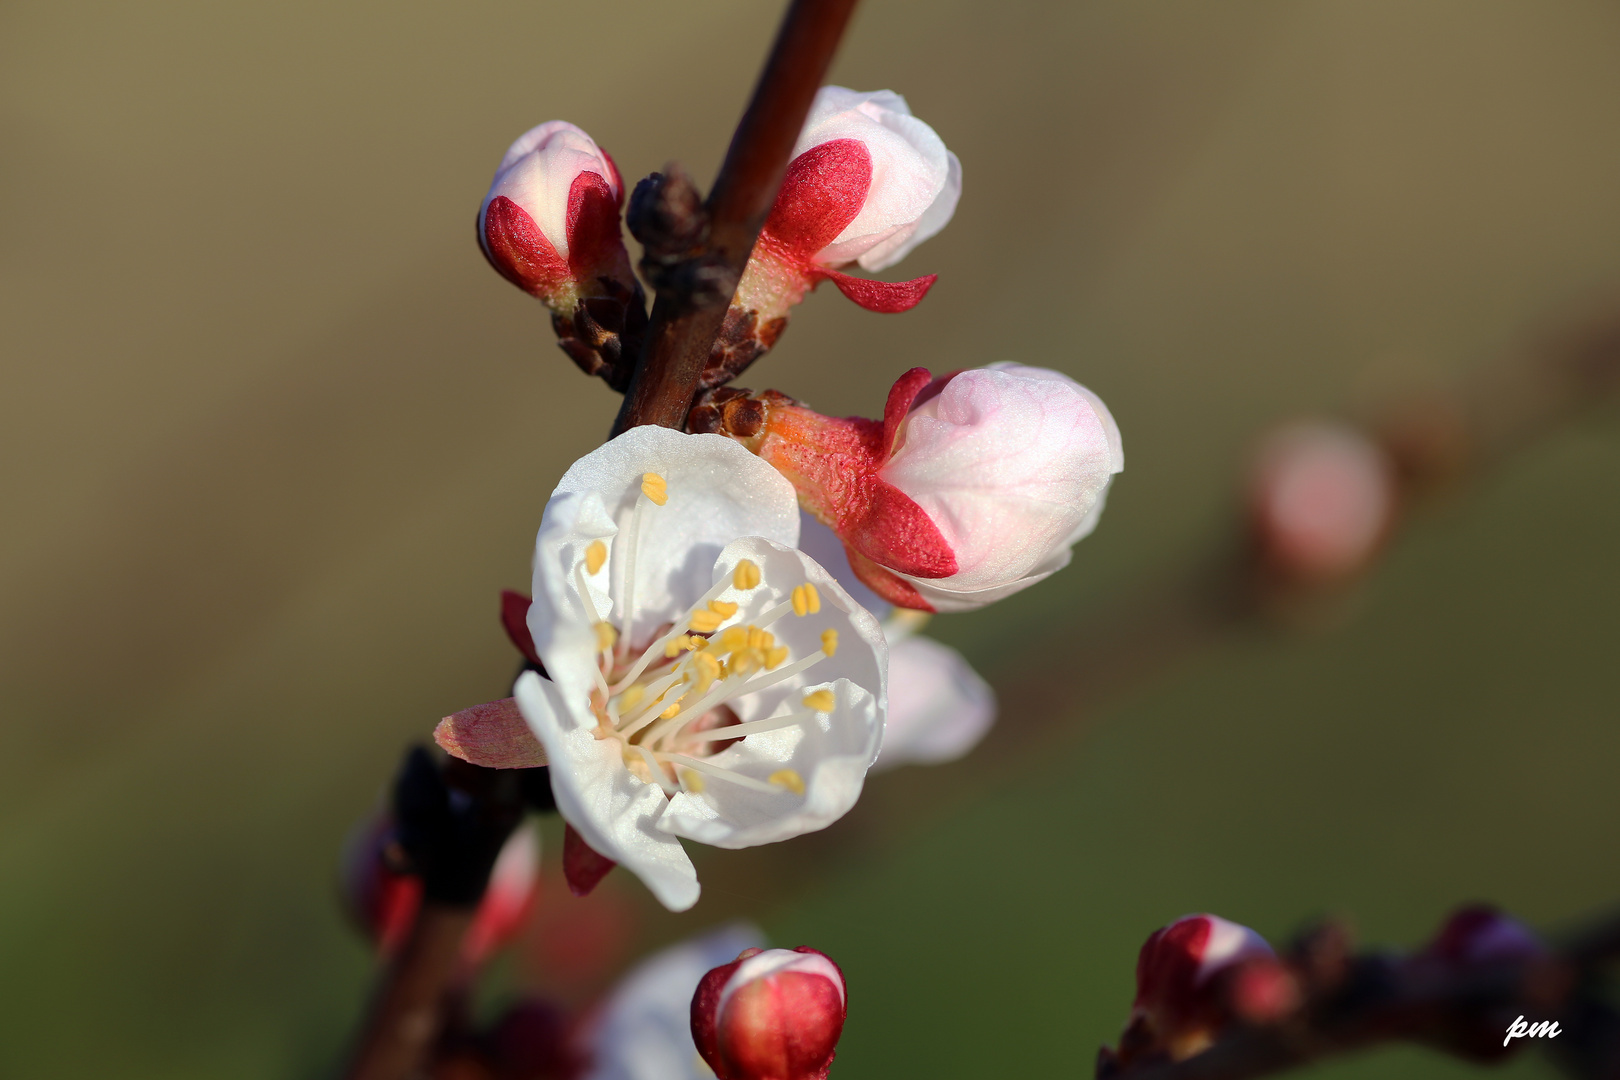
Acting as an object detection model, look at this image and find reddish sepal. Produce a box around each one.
[821,269,937,313]
[763,139,873,254]
[565,170,623,279]
[842,545,935,612]
[882,367,935,454]
[482,195,569,296]
[847,480,957,579]
[562,823,615,897]
[501,590,542,666]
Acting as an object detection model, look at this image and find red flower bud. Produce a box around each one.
[1422,904,1545,967]
[1129,914,1276,1061]
[691,946,846,1080]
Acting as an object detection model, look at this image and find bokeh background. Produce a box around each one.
[4,1,1619,1076]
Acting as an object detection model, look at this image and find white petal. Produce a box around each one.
[859,148,961,272]
[582,923,766,1080]
[871,636,996,770]
[882,366,1116,596]
[547,428,800,640]
[527,490,618,720]
[514,671,700,912]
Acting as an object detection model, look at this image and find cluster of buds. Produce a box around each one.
[478,122,647,388]
[458,85,1119,914]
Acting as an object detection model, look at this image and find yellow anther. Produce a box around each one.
[690,635,710,650]
[769,769,806,795]
[733,560,761,590]
[682,769,705,794]
[764,646,790,670]
[641,472,668,506]
[802,689,836,713]
[584,539,608,576]
[717,626,749,654]
[791,583,821,616]
[746,626,764,650]
[665,635,688,659]
[820,628,839,657]
[731,649,763,678]
[707,599,739,619]
[594,622,617,652]
[618,685,645,712]
[660,696,685,720]
[694,652,722,679]
[689,609,723,633]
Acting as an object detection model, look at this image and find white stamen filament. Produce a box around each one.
[616,495,648,663]
[660,753,783,794]
[680,710,815,743]
[609,573,737,694]
[632,743,679,794]
[755,600,796,628]
[573,562,612,699]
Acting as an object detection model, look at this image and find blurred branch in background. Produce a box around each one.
[1097,905,1620,1080]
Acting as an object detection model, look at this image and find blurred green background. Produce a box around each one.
[3,1,1619,1076]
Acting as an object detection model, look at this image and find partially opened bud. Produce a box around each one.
[478,121,645,387]
[1249,422,1395,583]
[701,364,1120,612]
[708,87,961,387]
[1129,914,1279,1061]
[691,946,847,1080]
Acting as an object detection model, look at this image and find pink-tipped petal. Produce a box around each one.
[434,697,549,769]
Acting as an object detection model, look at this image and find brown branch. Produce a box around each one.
[612,0,860,434]
[342,904,476,1080]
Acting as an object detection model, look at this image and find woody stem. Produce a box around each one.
[612,0,861,435]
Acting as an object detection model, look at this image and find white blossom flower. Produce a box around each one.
[582,923,766,1080]
[514,427,887,911]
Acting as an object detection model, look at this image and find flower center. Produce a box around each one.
[570,472,843,799]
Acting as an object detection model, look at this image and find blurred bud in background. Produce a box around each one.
[705,364,1120,612]
[1419,904,1546,967]
[1116,913,1296,1065]
[1248,421,1396,585]
[478,121,646,388]
[709,87,961,385]
[340,811,539,969]
[691,945,847,1080]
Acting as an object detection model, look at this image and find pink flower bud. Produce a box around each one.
[709,88,960,387]
[1131,914,1276,1060]
[1249,422,1395,582]
[691,946,846,1080]
[478,121,636,314]
[704,365,1120,612]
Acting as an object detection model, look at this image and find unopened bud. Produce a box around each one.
[1128,914,1276,1061]
[1249,421,1395,582]
[707,87,961,388]
[716,364,1121,612]
[478,121,645,387]
[691,946,847,1080]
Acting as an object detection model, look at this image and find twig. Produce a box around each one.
[612,0,860,434]
[343,904,476,1080]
